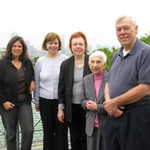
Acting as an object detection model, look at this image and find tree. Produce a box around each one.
[140,33,150,45]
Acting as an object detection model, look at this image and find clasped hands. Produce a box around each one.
[103,98,124,117]
[85,100,97,111]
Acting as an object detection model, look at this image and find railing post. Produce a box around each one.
[16,123,20,150]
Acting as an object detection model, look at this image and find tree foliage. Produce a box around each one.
[140,33,150,45]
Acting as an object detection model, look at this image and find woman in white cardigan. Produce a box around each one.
[34,32,68,150]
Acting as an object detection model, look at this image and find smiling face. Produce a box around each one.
[89,56,105,74]
[116,17,138,50]
[46,38,59,55]
[71,37,86,57]
[11,40,23,58]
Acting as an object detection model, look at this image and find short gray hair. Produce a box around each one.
[116,16,137,26]
[89,51,107,64]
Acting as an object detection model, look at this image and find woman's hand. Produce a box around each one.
[86,100,97,110]
[29,81,36,93]
[57,109,64,123]
[3,101,15,110]
[35,104,40,112]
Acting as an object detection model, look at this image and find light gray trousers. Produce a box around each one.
[1,102,34,150]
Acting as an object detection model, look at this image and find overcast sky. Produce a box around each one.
[0,0,149,50]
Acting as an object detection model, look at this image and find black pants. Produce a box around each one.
[101,104,150,150]
[69,104,87,150]
[39,97,68,150]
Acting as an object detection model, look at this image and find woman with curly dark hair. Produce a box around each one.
[0,36,35,150]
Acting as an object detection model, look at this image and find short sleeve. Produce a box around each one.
[138,48,150,84]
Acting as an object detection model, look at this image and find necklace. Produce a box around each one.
[75,55,85,68]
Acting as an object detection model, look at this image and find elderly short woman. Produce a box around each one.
[82,51,107,150]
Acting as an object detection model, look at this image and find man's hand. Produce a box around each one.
[86,100,97,111]
[57,109,64,123]
[3,101,15,110]
[104,99,124,117]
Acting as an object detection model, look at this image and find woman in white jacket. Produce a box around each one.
[34,32,68,150]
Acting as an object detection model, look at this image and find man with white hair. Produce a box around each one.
[103,16,150,150]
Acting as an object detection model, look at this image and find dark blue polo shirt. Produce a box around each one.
[108,39,150,105]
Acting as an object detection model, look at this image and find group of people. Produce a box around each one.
[0,15,150,150]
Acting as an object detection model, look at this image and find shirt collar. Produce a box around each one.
[118,39,142,57]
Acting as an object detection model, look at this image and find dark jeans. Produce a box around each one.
[39,97,68,150]
[101,104,150,150]
[69,104,87,150]
[1,102,33,150]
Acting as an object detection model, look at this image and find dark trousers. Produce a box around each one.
[39,97,68,150]
[101,104,150,150]
[69,104,87,150]
[1,102,33,150]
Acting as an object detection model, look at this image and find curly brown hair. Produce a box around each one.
[5,36,28,61]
